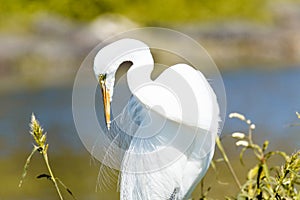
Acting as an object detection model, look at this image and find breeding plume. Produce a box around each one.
[93,38,220,200]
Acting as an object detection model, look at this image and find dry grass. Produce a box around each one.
[19,113,76,200]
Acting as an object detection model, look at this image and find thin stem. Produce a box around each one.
[248,126,253,145]
[216,136,242,189]
[43,152,64,200]
[200,177,204,198]
[19,146,39,187]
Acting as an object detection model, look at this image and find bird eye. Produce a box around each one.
[98,74,106,82]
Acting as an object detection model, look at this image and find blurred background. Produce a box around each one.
[1,0,300,199]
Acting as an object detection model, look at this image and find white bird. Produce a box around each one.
[93,38,220,200]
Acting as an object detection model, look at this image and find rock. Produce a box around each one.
[88,14,138,41]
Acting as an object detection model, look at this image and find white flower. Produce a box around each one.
[229,113,246,121]
[250,124,256,130]
[236,140,249,147]
[231,132,246,139]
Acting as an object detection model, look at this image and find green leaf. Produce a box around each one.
[262,140,269,152]
[248,165,259,180]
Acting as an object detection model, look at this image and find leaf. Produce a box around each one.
[265,151,288,161]
[248,165,259,180]
[262,163,271,182]
[262,140,269,152]
[36,174,51,180]
[18,146,39,187]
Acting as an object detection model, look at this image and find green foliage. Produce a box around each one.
[232,114,300,199]
[109,0,269,25]
[205,113,300,200]
[238,150,300,199]
[0,0,270,26]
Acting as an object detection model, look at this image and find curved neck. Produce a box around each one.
[106,49,154,100]
[126,49,154,95]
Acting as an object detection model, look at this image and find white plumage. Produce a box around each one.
[93,38,220,200]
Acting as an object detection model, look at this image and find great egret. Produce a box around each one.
[93,38,220,200]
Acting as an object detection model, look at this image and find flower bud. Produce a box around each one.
[236,140,249,147]
[231,132,246,139]
[229,113,246,121]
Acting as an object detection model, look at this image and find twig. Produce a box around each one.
[216,136,242,189]
[43,151,64,200]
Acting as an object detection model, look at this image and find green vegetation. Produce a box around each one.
[0,0,271,27]
[200,113,300,199]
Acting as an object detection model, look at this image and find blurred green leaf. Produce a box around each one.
[0,0,272,28]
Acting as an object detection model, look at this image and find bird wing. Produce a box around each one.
[119,64,220,200]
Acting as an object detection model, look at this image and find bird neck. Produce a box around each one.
[126,50,154,95]
[106,49,154,101]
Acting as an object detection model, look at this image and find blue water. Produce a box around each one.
[222,68,300,141]
[1,68,300,156]
[0,87,80,156]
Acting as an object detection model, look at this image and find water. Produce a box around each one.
[222,67,300,148]
[0,87,80,156]
[1,68,300,156]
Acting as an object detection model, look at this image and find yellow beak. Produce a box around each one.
[99,74,111,130]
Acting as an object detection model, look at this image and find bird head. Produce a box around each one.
[93,38,153,130]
